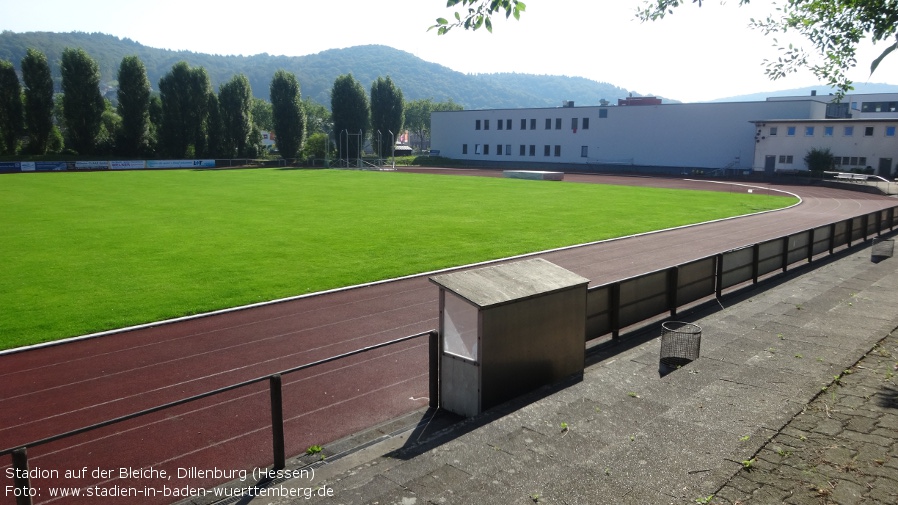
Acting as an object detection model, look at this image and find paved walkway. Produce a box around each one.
[192,235,898,505]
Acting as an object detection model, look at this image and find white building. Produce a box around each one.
[430,93,898,177]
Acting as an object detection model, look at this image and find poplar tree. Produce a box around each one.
[0,60,23,155]
[330,74,368,162]
[21,49,54,154]
[117,55,151,156]
[369,76,404,158]
[158,61,211,157]
[61,48,104,154]
[218,74,253,158]
[270,70,305,159]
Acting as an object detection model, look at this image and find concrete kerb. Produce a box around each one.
[0,179,801,356]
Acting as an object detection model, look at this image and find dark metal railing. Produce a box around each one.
[586,206,897,342]
[2,330,437,505]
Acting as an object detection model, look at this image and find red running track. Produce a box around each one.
[1,170,895,504]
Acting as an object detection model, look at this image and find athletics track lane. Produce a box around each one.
[1,170,895,504]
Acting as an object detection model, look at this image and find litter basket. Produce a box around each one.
[871,238,894,263]
[659,321,702,375]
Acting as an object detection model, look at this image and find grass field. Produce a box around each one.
[0,169,796,350]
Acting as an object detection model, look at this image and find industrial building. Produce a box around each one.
[430,93,898,177]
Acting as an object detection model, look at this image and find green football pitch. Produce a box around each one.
[0,169,796,349]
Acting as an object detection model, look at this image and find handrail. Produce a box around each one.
[3,329,437,504]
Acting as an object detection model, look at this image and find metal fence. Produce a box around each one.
[1,331,437,505]
[586,206,898,342]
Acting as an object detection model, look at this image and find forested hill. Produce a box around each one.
[0,31,638,109]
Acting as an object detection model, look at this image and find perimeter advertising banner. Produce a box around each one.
[110,160,147,170]
[147,159,216,169]
[75,161,110,170]
[35,162,66,171]
[0,162,20,173]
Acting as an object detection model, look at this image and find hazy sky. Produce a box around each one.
[2,0,895,102]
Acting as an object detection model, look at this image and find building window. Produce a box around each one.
[498,120,503,130]
[865,126,874,136]
[529,145,535,156]
[555,118,561,130]
[545,118,552,129]
[554,145,561,157]
[787,126,796,136]
[572,118,578,130]
[887,126,896,137]
[769,127,778,136]
[521,118,527,130]
[497,144,503,155]
[484,119,489,130]
[861,101,898,113]
[530,118,536,130]
[483,144,489,155]
[859,157,867,165]
[462,144,468,154]
[475,144,481,154]
[844,126,854,136]
[520,145,526,156]
[805,126,815,136]
[475,120,481,130]
[824,126,834,136]
[599,109,608,118]
[506,119,512,130]
[506,144,511,156]
[544,145,550,156]
[779,155,794,164]
[580,146,588,157]
[583,117,590,129]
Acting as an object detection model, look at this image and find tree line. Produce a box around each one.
[0,47,462,160]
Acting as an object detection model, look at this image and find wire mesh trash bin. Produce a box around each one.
[871,238,894,263]
[659,321,702,376]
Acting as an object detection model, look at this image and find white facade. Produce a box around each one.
[752,119,898,176]
[431,93,898,175]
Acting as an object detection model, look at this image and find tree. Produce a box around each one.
[0,60,23,155]
[21,49,55,154]
[804,147,834,172]
[60,47,104,154]
[158,61,212,157]
[405,98,463,153]
[331,74,369,162]
[206,92,224,158]
[251,98,273,131]
[270,70,305,159]
[117,55,151,156]
[637,0,897,97]
[218,74,253,158]
[302,98,331,136]
[431,0,526,34]
[369,76,404,158]
[301,132,334,160]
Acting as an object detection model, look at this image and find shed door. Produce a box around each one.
[764,155,776,174]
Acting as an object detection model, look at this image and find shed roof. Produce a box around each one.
[429,258,589,308]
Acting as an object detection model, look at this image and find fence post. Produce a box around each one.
[667,266,679,318]
[610,283,621,341]
[429,331,439,409]
[781,236,789,273]
[269,374,286,470]
[829,223,837,255]
[12,447,33,505]
[846,218,854,248]
[715,254,724,299]
[807,228,815,263]
[751,244,760,284]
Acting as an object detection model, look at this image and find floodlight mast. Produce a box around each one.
[389,130,395,168]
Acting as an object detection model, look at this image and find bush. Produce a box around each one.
[804,147,834,172]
